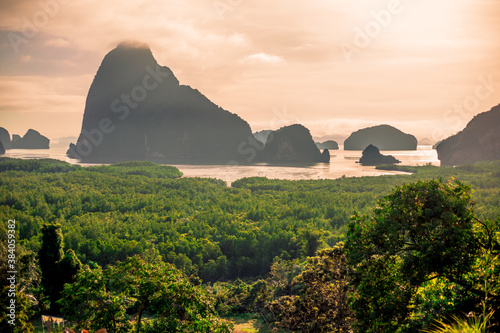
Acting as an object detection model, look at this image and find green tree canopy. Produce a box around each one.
[267,246,352,332]
[59,255,232,333]
[38,223,81,314]
[345,179,497,332]
[0,223,38,333]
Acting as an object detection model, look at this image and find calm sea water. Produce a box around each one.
[2,146,439,184]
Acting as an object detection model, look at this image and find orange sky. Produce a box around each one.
[0,0,499,143]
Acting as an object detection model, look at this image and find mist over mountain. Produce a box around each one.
[418,138,435,146]
[253,130,273,145]
[68,42,253,163]
[53,136,79,148]
[344,125,417,150]
[437,104,500,166]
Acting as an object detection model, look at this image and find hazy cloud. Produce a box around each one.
[240,53,284,65]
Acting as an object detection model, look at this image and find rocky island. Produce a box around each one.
[67,42,253,163]
[11,129,50,149]
[0,128,50,149]
[358,144,401,165]
[344,124,417,150]
[257,124,330,163]
[316,140,339,150]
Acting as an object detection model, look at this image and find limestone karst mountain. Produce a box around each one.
[257,124,330,163]
[0,127,10,149]
[5,129,50,149]
[344,124,417,150]
[437,104,500,166]
[316,140,339,150]
[69,42,330,164]
[68,42,253,163]
[358,144,400,165]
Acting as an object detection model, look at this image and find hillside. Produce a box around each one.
[437,104,500,166]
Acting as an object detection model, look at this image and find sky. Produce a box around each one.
[0,0,499,144]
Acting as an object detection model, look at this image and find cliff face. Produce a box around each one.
[10,129,50,149]
[68,42,252,162]
[344,124,417,150]
[358,144,400,165]
[257,124,329,163]
[437,105,500,166]
[0,127,10,149]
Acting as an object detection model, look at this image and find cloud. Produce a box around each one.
[44,37,70,48]
[240,53,284,65]
[0,29,100,76]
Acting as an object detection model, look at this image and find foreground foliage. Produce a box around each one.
[1,158,500,331]
[59,255,232,333]
[266,246,352,332]
[39,223,81,314]
[345,179,500,332]
[0,235,36,333]
[423,309,495,333]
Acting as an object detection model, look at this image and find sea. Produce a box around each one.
[2,145,440,185]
